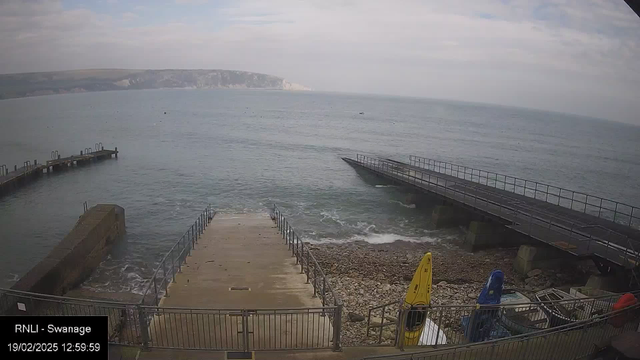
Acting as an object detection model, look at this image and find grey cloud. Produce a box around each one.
[0,0,639,125]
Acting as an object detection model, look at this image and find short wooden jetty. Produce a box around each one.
[45,148,118,172]
[0,146,118,197]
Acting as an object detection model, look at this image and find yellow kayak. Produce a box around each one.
[403,252,432,346]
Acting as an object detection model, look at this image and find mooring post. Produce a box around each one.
[115,147,118,158]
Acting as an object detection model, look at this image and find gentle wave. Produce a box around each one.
[389,200,416,209]
[320,209,346,226]
[307,232,440,244]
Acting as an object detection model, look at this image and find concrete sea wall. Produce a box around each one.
[11,204,125,295]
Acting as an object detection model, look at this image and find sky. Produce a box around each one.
[1,0,639,125]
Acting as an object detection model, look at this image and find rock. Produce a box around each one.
[382,284,391,291]
[402,274,413,281]
[467,292,476,299]
[544,281,552,288]
[385,316,398,323]
[382,329,395,340]
[525,277,535,284]
[437,281,448,286]
[348,312,365,322]
[527,269,542,277]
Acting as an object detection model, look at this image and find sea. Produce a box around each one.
[0,89,638,292]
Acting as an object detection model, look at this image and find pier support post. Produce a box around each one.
[115,147,118,158]
[431,205,469,229]
[514,245,571,275]
[464,221,505,251]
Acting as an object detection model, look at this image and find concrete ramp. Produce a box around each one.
[146,213,333,351]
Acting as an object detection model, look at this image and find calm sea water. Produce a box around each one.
[1,89,638,292]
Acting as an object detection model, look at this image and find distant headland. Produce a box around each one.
[0,69,311,100]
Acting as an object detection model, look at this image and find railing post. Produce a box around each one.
[396,307,407,351]
[137,305,149,349]
[333,303,343,351]
[301,240,305,274]
[172,249,178,278]
[313,266,318,297]
[306,249,310,283]
[153,277,159,306]
[162,261,169,296]
[322,277,327,306]
[598,198,603,218]
[295,235,300,264]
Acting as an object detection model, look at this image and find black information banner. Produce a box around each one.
[1,316,108,359]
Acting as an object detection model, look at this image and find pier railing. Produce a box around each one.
[408,155,640,230]
[272,204,343,350]
[362,302,640,360]
[354,155,640,269]
[139,205,215,306]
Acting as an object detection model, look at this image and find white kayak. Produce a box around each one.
[418,318,447,345]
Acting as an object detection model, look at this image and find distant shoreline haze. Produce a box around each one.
[0,69,311,100]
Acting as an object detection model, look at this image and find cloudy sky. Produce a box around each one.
[1,0,639,124]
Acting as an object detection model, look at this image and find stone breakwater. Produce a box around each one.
[311,240,593,346]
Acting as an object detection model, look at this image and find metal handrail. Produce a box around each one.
[365,290,639,346]
[364,302,640,359]
[354,155,640,269]
[366,289,639,316]
[272,204,343,351]
[0,287,139,306]
[139,205,215,306]
[272,204,342,307]
[408,155,639,229]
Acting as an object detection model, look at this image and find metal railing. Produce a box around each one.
[0,288,145,346]
[353,155,640,269]
[367,291,635,349]
[141,305,338,351]
[0,205,344,352]
[272,204,343,350]
[367,300,400,344]
[139,205,215,306]
[362,302,640,360]
[408,155,640,230]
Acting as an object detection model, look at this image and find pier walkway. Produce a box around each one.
[0,146,117,197]
[0,162,46,191]
[343,154,640,272]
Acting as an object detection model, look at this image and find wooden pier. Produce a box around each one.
[0,146,118,197]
